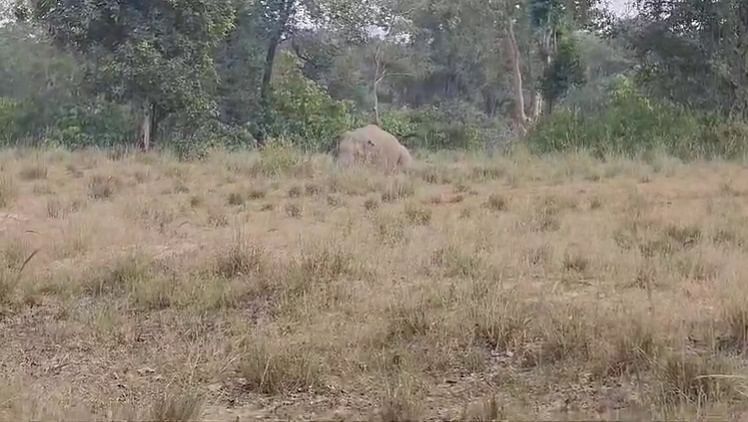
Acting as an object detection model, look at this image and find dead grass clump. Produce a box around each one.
[207,209,229,227]
[417,166,444,184]
[247,186,267,200]
[711,227,744,248]
[105,145,132,162]
[381,177,415,203]
[128,273,174,311]
[294,242,356,285]
[374,212,408,245]
[327,169,381,196]
[66,163,84,178]
[636,223,702,258]
[630,261,657,289]
[428,192,465,205]
[466,292,534,355]
[0,267,19,307]
[214,236,267,279]
[174,274,247,313]
[530,304,597,367]
[46,198,65,218]
[189,195,203,208]
[403,202,432,226]
[594,313,661,378]
[674,254,720,282]
[431,245,484,279]
[128,201,176,234]
[18,162,48,180]
[147,388,204,422]
[471,165,505,181]
[32,184,52,198]
[364,197,381,211]
[251,142,305,177]
[284,202,302,218]
[375,375,424,422]
[453,180,471,194]
[484,193,508,212]
[385,298,433,343]
[524,245,552,267]
[54,224,91,259]
[562,249,590,274]
[528,203,561,232]
[87,175,118,200]
[288,185,302,198]
[664,224,702,249]
[304,182,323,196]
[1,237,32,270]
[326,194,342,207]
[0,175,17,208]
[133,170,150,184]
[82,253,152,296]
[516,194,576,232]
[653,353,741,407]
[613,217,659,251]
[227,191,245,206]
[239,334,324,395]
[460,395,504,422]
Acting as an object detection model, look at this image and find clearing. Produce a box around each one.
[2,147,748,420]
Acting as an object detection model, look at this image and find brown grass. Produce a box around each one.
[2,146,748,420]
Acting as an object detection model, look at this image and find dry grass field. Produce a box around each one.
[4,144,748,420]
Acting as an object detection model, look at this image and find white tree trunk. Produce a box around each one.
[139,102,153,152]
[506,20,529,134]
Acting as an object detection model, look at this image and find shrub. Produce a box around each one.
[526,76,744,159]
[266,52,354,152]
[380,103,508,151]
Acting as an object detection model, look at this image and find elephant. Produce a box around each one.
[334,125,413,172]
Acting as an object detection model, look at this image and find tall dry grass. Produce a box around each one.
[1,145,748,420]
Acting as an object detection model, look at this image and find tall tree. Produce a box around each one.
[21,0,236,151]
[630,0,748,117]
[248,0,386,143]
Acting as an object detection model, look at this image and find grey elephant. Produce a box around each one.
[334,125,413,172]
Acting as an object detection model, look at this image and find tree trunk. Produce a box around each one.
[532,91,544,119]
[257,0,295,146]
[532,29,554,119]
[139,101,154,152]
[505,20,529,135]
[373,81,382,126]
[373,44,385,127]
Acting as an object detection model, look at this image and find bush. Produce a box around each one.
[526,76,747,159]
[380,103,510,151]
[45,99,135,148]
[266,51,355,152]
[0,97,20,144]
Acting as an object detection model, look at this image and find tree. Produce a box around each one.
[540,33,586,113]
[630,0,748,117]
[22,0,236,151]
[248,0,386,143]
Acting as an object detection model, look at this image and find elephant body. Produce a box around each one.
[334,125,412,172]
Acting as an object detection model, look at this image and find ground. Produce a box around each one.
[2,145,748,420]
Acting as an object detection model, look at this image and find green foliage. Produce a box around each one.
[528,76,748,159]
[266,52,354,151]
[0,98,20,144]
[30,0,237,141]
[44,100,135,148]
[380,104,505,151]
[541,35,586,111]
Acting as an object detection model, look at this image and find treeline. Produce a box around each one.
[1,0,747,159]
